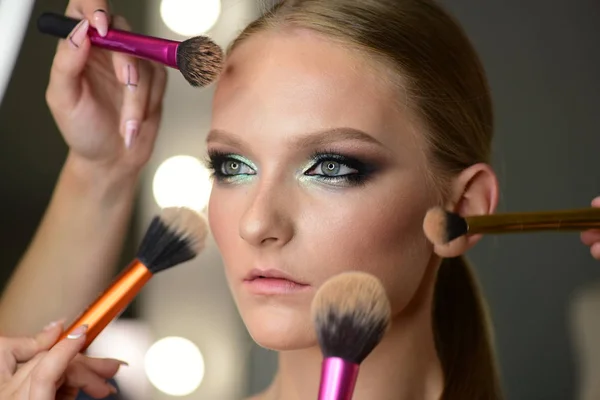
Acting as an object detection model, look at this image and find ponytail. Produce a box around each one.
[432,256,504,400]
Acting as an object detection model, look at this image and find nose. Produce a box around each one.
[239,180,295,248]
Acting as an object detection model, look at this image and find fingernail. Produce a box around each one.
[93,9,109,37]
[69,19,89,49]
[125,120,139,149]
[67,324,88,339]
[107,383,118,394]
[43,319,63,331]
[124,64,139,91]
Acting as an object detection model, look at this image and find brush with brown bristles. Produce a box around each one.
[311,271,392,400]
[57,207,208,351]
[37,12,223,87]
[423,206,600,246]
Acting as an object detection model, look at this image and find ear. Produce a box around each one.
[433,163,499,258]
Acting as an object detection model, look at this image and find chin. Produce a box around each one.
[240,304,317,351]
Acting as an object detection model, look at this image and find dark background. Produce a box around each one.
[1,1,599,399]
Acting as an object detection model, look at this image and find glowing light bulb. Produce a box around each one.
[152,155,212,212]
[144,336,205,396]
[160,0,221,36]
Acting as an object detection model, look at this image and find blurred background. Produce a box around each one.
[0,0,599,399]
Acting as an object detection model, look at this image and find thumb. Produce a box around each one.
[2,320,65,364]
[28,325,88,400]
[0,320,65,382]
[47,18,92,110]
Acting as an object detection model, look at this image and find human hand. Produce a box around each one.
[0,322,124,400]
[45,0,167,177]
[580,196,600,260]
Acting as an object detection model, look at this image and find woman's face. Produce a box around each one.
[207,29,439,350]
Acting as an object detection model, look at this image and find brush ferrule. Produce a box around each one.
[59,259,153,351]
[317,357,360,400]
[87,26,180,69]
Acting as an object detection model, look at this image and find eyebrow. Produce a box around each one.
[206,127,385,149]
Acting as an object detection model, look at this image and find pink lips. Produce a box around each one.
[243,269,310,295]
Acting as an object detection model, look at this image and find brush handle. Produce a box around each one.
[466,207,600,234]
[317,357,359,400]
[37,12,180,69]
[58,259,153,351]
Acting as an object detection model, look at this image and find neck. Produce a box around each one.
[263,301,444,400]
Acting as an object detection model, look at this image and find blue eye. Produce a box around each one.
[304,153,373,186]
[206,151,255,182]
[308,160,357,177]
[205,150,376,187]
[221,159,253,176]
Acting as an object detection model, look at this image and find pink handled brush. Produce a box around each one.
[311,271,392,400]
[37,12,223,87]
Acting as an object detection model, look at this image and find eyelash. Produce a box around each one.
[305,151,370,185]
[205,149,374,186]
[205,151,252,182]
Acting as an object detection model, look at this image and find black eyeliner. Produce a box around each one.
[305,150,379,186]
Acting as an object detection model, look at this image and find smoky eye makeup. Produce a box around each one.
[302,150,380,187]
[205,150,257,183]
[205,147,382,187]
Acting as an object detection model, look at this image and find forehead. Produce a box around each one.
[211,29,419,151]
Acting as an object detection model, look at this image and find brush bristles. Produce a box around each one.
[177,36,224,87]
[423,207,468,245]
[311,271,391,364]
[136,207,208,273]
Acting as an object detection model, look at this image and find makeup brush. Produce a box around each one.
[423,206,600,246]
[311,271,392,400]
[37,12,223,87]
[58,207,208,350]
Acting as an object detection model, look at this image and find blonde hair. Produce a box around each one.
[228,0,502,398]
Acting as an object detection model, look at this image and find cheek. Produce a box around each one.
[305,181,435,314]
[208,188,242,270]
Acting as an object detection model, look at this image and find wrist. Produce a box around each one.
[61,153,141,206]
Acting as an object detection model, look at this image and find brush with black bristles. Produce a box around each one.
[311,271,392,400]
[57,207,208,350]
[37,12,223,87]
[423,206,600,247]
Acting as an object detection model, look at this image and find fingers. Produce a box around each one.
[591,243,600,260]
[581,230,600,246]
[121,61,152,149]
[47,0,113,110]
[581,231,600,260]
[148,63,168,116]
[75,354,126,379]
[28,325,88,399]
[11,349,123,400]
[0,321,64,383]
[126,61,167,154]
[109,16,154,149]
[61,361,118,398]
[65,0,111,37]
[46,18,91,111]
[580,196,600,260]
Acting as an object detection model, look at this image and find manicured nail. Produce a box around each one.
[67,324,88,339]
[93,9,109,37]
[107,383,118,394]
[124,64,139,91]
[108,358,129,366]
[68,19,89,49]
[43,319,64,331]
[125,120,139,149]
